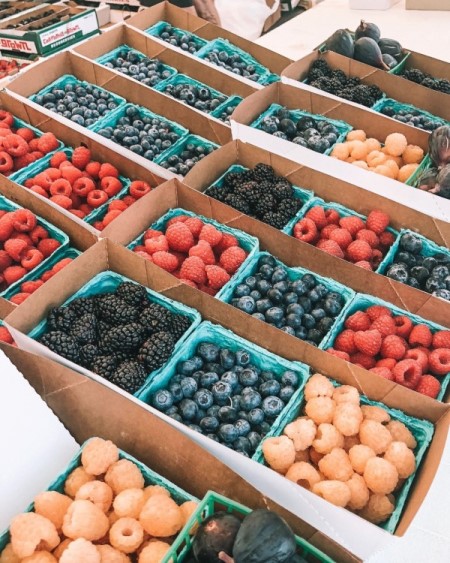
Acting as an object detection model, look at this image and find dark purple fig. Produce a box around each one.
[355,20,381,42]
[193,511,241,563]
[382,54,398,69]
[432,165,450,199]
[417,167,439,191]
[354,37,389,70]
[429,125,450,168]
[378,38,403,59]
[325,29,354,59]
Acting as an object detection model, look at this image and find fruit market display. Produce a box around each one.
[416,125,450,199]
[262,374,420,525]
[150,22,206,54]
[327,302,449,399]
[0,437,198,561]
[292,206,395,271]
[400,67,450,95]
[0,111,61,177]
[132,213,250,295]
[378,101,445,133]
[37,280,194,394]
[330,130,424,182]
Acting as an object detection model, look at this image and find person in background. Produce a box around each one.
[140,0,221,25]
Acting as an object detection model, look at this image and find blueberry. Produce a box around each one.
[259,380,281,397]
[212,381,233,403]
[432,265,449,279]
[267,288,283,304]
[279,386,295,402]
[423,256,438,271]
[408,277,421,289]
[286,313,302,329]
[400,233,423,254]
[207,405,221,418]
[234,350,250,367]
[233,436,251,454]
[262,396,284,418]
[152,390,174,411]
[387,264,409,284]
[426,277,445,292]
[170,413,183,423]
[197,342,219,362]
[180,377,198,398]
[256,421,271,436]
[410,266,429,283]
[265,307,284,324]
[248,408,264,425]
[240,389,262,411]
[239,368,259,387]
[295,327,308,340]
[260,255,277,267]
[302,313,316,329]
[273,281,289,294]
[188,423,202,433]
[318,317,335,334]
[302,274,317,289]
[245,275,257,289]
[218,406,238,423]
[204,362,224,376]
[218,348,235,370]
[169,383,183,403]
[256,279,271,295]
[281,326,296,336]
[230,396,241,411]
[260,371,274,382]
[256,299,272,314]
[286,303,304,316]
[221,370,239,390]
[324,298,343,316]
[234,284,251,297]
[272,267,287,283]
[299,296,312,313]
[235,419,251,437]
[250,290,262,301]
[236,296,256,314]
[194,389,214,409]
[252,312,266,322]
[247,431,262,451]
[219,424,239,443]
[166,406,178,416]
[281,370,299,387]
[191,371,204,383]
[179,398,198,421]
[433,289,450,301]
[307,328,323,344]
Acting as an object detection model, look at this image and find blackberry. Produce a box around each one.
[235,180,258,200]
[252,163,276,183]
[171,314,192,340]
[278,198,301,218]
[206,185,225,201]
[404,68,425,84]
[101,322,145,353]
[47,307,77,333]
[272,181,294,201]
[311,59,330,74]
[262,212,287,229]
[138,331,175,372]
[109,361,148,394]
[224,193,251,214]
[70,314,97,345]
[223,172,242,189]
[91,355,117,379]
[254,193,277,216]
[80,343,99,367]
[96,295,138,325]
[308,68,325,81]
[331,69,348,84]
[140,303,173,334]
[40,331,80,363]
[116,281,148,307]
[67,297,96,317]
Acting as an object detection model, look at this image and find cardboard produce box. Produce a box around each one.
[3,238,449,560]
[281,50,450,123]
[406,0,450,10]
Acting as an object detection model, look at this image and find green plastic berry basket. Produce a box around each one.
[27,271,201,397]
[210,94,243,124]
[255,375,434,534]
[220,250,356,349]
[0,438,198,556]
[251,103,352,156]
[146,20,208,53]
[289,196,400,274]
[155,134,219,177]
[90,102,189,165]
[128,207,258,300]
[137,320,310,458]
[404,154,433,188]
[96,44,177,89]
[29,74,126,130]
[0,194,69,299]
[321,293,450,403]
[205,163,314,234]
[371,98,447,132]
[13,147,131,225]
[165,490,334,563]
[196,38,272,85]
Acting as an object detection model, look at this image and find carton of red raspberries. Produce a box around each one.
[291,199,397,272]
[0,110,62,178]
[325,295,450,400]
[17,147,152,226]
[0,196,68,294]
[130,209,258,298]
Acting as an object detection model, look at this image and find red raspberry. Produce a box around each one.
[305,205,327,230]
[21,248,43,270]
[50,195,72,209]
[339,216,365,237]
[350,352,376,370]
[69,209,85,219]
[85,161,101,178]
[10,292,30,304]
[329,228,353,250]
[37,132,59,154]
[325,208,340,225]
[354,329,382,356]
[380,335,407,360]
[50,151,68,168]
[334,329,356,354]
[199,224,223,247]
[415,375,441,398]
[28,138,39,151]
[0,326,14,344]
[93,221,105,231]
[167,215,189,227]
[367,305,392,321]
[180,278,198,289]
[30,225,49,245]
[152,251,178,272]
[371,315,396,337]
[103,210,122,226]
[321,224,339,239]
[101,176,123,197]
[52,258,74,273]
[219,246,246,274]
[11,232,32,246]
[366,210,390,235]
[30,151,44,161]
[379,231,396,249]
[0,250,12,272]
[166,222,195,252]
[30,186,48,198]
[41,270,55,282]
[46,168,62,181]
[143,229,164,241]
[393,360,422,389]
[371,249,383,269]
[205,265,230,290]
[356,229,380,248]
[3,134,28,157]
[79,204,93,216]
[0,150,13,173]
[345,311,371,332]
[293,218,318,243]
[98,162,119,179]
[370,367,395,381]
[346,240,372,263]
[395,315,413,339]
[0,110,13,127]
[376,358,397,370]
[122,195,136,207]
[432,330,450,349]
[405,349,429,373]
[21,279,44,293]
[180,256,207,285]
[72,147,91,170]
[316,239,344,258]
[73,177,95,197]
[50,179,72,198]
[31,171,52,190]
[37,239,61,258]
[0,214,14,242]
[409,324,432,348]
[3,265,27,285]
[13,209,37,233]
[16,127,35,143]
[61,165,83,185]
[355,260,373,270]
[4,238,28,261]
[184,217,204,238]
[189,240,216,265]
[87,190,108,208]
[429,348,450,376]
[327,349,350,361]
[108,200,128,212]
[13,153,35,171]
[144,235,169,255]
[129,180,152,199]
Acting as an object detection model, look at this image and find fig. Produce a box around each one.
[432,165,450,199]
[429,125,450,168]
[192,512,241,563]
[354,37,389,70]
[378,38,403,60]
[382,54,398,69]
[325,29,354,59]
[355,20,381,43]
[417,167,439,191]
[232,509,296,563]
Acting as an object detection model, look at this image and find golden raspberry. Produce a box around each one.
[139,495,183,537]
[109,517,144,554]
[360,420,392,454]
[312,481,351,507]
[349,444,376,474]
[21,553,56,562]
[304,373,334,401]
[10,513,60,559]
[64,467,95,498]
[261,436,295,474]
[0,543,20,563]
[384,441,415,479]
[283,418,316,451]
[386,420,417,450]
[332,385,360,405]
[333,403,363,436]
[113,488,145,519]
[62,499,110,541]
[142,485,170,503]
[105,460,144,495]
[138,540,170,563]
[59,538,100,563]
[97,544,131,562]
[318,448,353,481]
[361,405,390,424]
[305,397,336,425]
[285,462,322,490]
[82,439,119,476]
[76,481,113,513]
[34,491,72,530]
[179,500,199,534]
[358,494,395,524]
[312,423,344,454]
[364,457,398,494]
[346,473,370,510]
